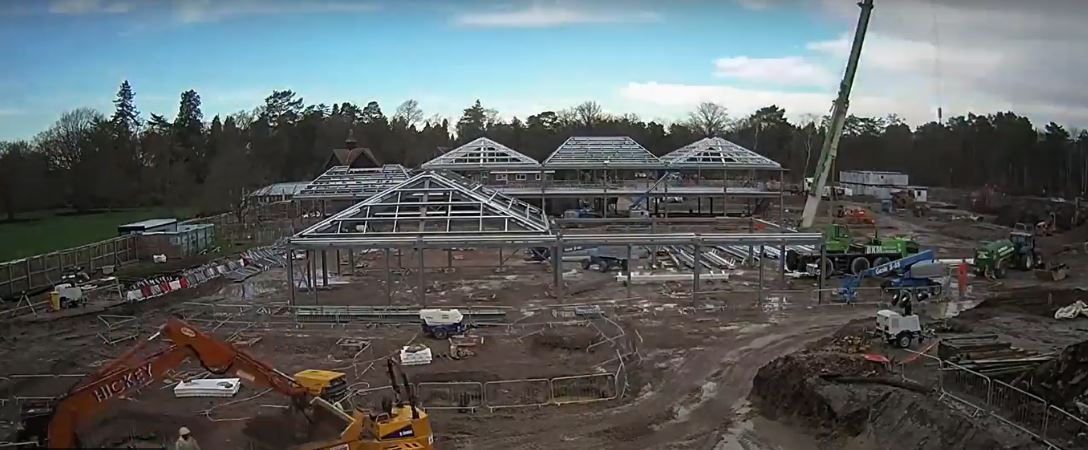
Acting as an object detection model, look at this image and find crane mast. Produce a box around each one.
[800,0,875,229]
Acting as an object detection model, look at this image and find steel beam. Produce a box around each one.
[289,232,823,250]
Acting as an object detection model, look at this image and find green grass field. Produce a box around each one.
[0,208,193,262]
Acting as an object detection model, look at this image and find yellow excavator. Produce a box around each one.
[305,359,434,450]
[15,318,433,450]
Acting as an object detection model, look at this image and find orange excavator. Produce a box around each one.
[16,318,434,450]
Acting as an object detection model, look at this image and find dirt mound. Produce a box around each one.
[752,351,883,432]
[966,286,1085,319]
[751,329,1037,449]
[1026,340,1088,408]
[243,409,341,449]
[532,328,599,351]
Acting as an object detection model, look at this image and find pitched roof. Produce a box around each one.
[543,136,661,169]
[247,182,311,198]
[421,137,540,170]
[294,170,552,238]
[295,165,412,200]
[661,137,781,170]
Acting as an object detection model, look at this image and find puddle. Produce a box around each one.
[714,401,819,450]
[670,380,719,424]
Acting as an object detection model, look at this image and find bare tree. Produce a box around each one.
[574,101,605,128]
[687,102,729,137]
[394,99,424,127]
[796,113,821,180]
[34,107,102,170]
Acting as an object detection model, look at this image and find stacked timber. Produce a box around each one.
[939,335,1053,378]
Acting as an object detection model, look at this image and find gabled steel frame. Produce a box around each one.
[543,136,662,169]
[295,170,553,238]
[661,137,782,170]
[295,165,413,200]
[422,137,541,170]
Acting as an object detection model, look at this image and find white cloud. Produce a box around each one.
[806,33,1003,79]
[48,0,129,15]
[734,0,775,10]
[173,0,380,24]
[620,81,928,122]
[714,56,834,86]
[812,0,1088,127]
[453,4,659,28]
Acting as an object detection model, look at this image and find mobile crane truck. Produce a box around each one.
[784,223,921,276]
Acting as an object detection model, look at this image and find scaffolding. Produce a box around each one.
[542,136,662,169]
[660,137,782,170]
[422,137,541,170]
[295,170,553,238]
[295,165,412,200]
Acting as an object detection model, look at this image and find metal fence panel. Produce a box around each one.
[989,380,1047,438]
[485,379,551,409]
[550,373,617,405]
[1045,404,1088,449]
[415,382,484,410]
[939,363,990,416]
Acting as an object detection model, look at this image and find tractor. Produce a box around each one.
[973,224,1041,279]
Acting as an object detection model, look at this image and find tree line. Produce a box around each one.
[1,80,1086,220]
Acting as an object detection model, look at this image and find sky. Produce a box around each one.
[1,0,1086,140]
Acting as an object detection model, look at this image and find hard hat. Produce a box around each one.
[179,427,191,436]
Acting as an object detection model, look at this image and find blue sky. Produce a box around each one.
[2,0,1084,141]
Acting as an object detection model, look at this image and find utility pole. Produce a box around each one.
[800,0,874,229]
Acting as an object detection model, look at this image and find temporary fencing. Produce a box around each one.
[899,350,1088,450]
[484,379,551,410]
[348,364,630,413]
[415,382,485,411]
[551,373,618,405]
[120,245,285,304]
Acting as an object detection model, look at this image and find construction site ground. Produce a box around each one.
[3,193,1088,449]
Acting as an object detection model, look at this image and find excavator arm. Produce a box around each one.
[40,318,313,448]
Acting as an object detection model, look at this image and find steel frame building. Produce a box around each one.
[295,165,412,201]
[660,137,782,170]
[422,137,541,171]
[542,136,661,170]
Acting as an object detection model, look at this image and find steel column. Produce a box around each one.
[348,249,354,275]
[758,245,765,304]
[625,244,633,300]
[321,250,329,288]
[287,248,295,306]
[384,248,393,305]
[553,238,564,302]
[311,251,318,304]
[818,244,827,304]
[692,242,702,303]
[417,247,425,306]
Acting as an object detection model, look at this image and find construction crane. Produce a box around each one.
[17,318,433,450]
[800,0,875,229]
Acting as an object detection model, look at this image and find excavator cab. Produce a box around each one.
[294,369,349,404]
[356,360,433,449]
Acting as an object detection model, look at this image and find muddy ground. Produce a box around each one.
[2,194,1087,449]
